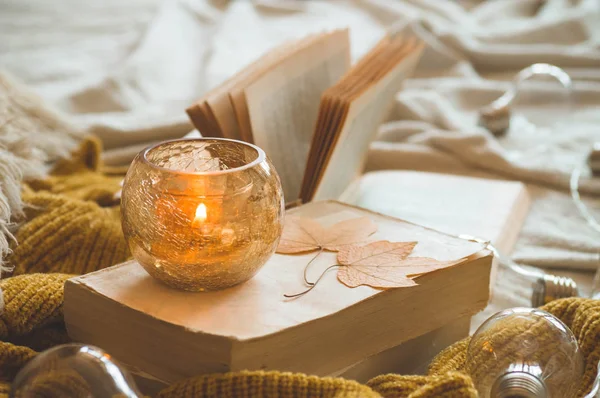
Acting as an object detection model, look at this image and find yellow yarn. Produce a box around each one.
[27,136,123,207]
[157,371,380,398]
[543,298,600,396]
[0,136,127,395]
[9,368,95,398]
[0,274,70,340]
[0,138,598,397]
[8,136,129,276]
[0,382,9,398]
[366,372,478,398]
[9,191,127,275]
[0,341,36,381]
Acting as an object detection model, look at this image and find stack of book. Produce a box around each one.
[65,201,492,393]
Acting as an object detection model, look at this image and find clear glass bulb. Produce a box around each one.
[498,253,579,308]
[11,344,143,398]
[478,63,574,160]
[458,236,579,306]
[570,144,600,301]
[466,307,583,398]
[584,361,600,398]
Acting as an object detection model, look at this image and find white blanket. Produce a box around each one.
[1,0,599,312]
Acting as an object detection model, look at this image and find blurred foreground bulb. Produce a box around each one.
[466,308,583,398]
[11,344,142,398]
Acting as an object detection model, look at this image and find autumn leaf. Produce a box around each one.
[337,241,462,289]
[276,216,377,254]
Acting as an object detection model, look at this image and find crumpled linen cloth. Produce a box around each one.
[1,0,600,315]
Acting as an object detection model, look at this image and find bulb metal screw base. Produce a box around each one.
[477,63,572,138]
[588,142,600,176]
[531,274,579,307]
[491,372,547,398]
[478,103,511,137]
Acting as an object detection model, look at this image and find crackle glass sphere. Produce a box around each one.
[11,344,142,398]
[121,138,285,292]
[466,307,583,398]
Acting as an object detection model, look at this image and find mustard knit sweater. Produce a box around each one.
[0,138,598,397]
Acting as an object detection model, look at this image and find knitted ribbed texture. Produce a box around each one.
[0,341,36,381]
[427,339,469,376]
[27,136,123,207]
[10,324,71,353]
[543,298,600,397]
[157,371,380,398]
[367,372,477,398]
[6,136,128,276]
[10,369,94,398]
[9,191,127,275]
[0,274,70,340]
[0,382,9,398]
[0,381,8,394]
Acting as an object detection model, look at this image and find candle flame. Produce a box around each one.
[194,203,207,225]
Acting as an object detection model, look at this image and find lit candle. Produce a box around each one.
[121,137,284,291]
[192,203,207,228]
[190,202,235,246]
[191,202,214,238]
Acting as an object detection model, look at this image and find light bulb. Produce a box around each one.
[459,236,579,306]
[498,252,579,308]
[570,142,600,302]
[11,344,143,398]
[478,63,573,139]
[584,361,600,398]
[466,307,583,398]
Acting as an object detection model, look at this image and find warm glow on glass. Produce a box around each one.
[121,138,285,292]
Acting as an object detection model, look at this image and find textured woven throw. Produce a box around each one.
[0,137,597,397]
[0,71,82,273]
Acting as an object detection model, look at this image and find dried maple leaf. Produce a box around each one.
[337,241,461,289]
[276,216,377,254]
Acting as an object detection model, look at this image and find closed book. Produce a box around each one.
[64,201,491,390]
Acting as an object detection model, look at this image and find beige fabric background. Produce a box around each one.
[1,0,600,325]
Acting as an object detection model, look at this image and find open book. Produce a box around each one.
[187,30,423,205]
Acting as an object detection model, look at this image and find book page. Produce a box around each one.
[301,36,406,202]
[226,34,322,143]
[244,30,351,202]
[299,93,333,200]
[188,35,316,140]
[202,69,256,140]
[206,83,247,140]
[313,47,423,202]
[306,53,394,198]
[185,102,222,137]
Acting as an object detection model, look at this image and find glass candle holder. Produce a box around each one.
[121,138,284,292]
